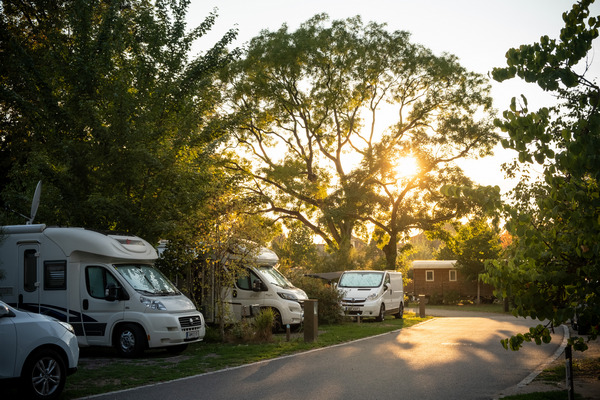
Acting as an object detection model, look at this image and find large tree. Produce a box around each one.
[222,14,500,270]
[0,0,237,243]
[484,0,599,351]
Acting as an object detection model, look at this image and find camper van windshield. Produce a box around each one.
[257,266,294,289]
[338,272,384,288]
[114,264,180,295]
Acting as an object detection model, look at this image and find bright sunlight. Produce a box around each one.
[394,156,419,179]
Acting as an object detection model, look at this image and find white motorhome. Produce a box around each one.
[337,270,404,321]
[0,224,205,357]
[194,244,308,331]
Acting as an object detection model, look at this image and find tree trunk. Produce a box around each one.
[382,232,398,270]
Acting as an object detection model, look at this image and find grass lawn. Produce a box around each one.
[57,314,426,399]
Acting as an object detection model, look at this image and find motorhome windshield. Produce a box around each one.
[257,266,294,289]
[338,272,384,288]
[114,264,180,296]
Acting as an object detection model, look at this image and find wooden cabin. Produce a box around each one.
[410,260,495,302]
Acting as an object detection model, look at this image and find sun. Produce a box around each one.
[393,156,419,179]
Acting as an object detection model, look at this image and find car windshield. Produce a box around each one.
[338,272,384,288]
[114,264,180,295]
[256,266,294,289]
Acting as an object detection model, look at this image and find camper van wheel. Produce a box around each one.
[21,348,66,400]
[375,304,385,322]
[395,302,404,319]
[271,308,283,333]
[115,323,146,358]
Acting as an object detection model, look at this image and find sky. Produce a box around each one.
[185,0,600,195]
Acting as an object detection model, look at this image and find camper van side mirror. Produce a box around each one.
[105,283,121,302]
[252,279,267,292]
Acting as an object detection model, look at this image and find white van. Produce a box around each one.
[197,244,308,331]
[0,224,205,357]
[337,270,404,321]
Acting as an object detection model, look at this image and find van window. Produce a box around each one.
[23,249,37,292]
[86,266,120,299]
[338,272,384,288]
[44,260,67,290]
[236,268,262,291]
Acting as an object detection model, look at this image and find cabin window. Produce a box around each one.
[235,268,262,291]
[23,249,37,292]
[85,266,120,299]
[426,270,434,282]
[44,260,67,290]
[449,270,457,282]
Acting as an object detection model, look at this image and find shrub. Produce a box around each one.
[293,276,344,325]
[254,308,274,342]
[443,290,461,305]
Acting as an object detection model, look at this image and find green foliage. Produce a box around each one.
[429,218,502,281]
[253,308,275,342]
[222,14,500,271]
[485,0,600,351]
[288,273,344,325]
[0,0,238,243]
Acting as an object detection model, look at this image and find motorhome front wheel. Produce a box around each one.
[115,324,146,357]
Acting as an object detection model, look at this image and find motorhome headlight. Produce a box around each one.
[366,292,379,300]
[278,292,299,301]
[140,296,167,310]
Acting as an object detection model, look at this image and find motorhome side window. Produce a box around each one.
[85,266,119,299]
[236,268,261,291]
[44,260,67,290]
[23,249,37,292]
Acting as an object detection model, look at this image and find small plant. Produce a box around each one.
[443,290,460,305]
[253,308,274,342]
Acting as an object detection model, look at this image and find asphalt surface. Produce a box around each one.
[83,311,564,400]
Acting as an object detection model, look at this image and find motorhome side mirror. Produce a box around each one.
[384,283,390,291]
[105,283,120,302]
[252,280,267,292]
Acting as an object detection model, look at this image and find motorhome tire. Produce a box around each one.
[115,323,146,358]
[395,302,404,319]
[376,304,385,322]
[271,308,283,333]
[21,348,66,400]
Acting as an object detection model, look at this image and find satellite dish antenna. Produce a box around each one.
[28,180,42,225]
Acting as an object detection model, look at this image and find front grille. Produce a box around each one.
[179,315,202,328]
[342,298,365,305]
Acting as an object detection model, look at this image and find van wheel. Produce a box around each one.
[115,323,146,358]
[21,348,66,400]
[375,304,385,322]
[395,302,404,319]
[272,308,283,333]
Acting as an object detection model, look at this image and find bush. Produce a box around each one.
[293,276,344,325]
[443,290,461,305]
[254,308,274,342]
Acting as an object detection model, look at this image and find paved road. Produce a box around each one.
[85,314,564,400]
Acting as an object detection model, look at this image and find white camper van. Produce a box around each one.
[195,244,308,331]
[338,270,404,321]
[0,224,205,357]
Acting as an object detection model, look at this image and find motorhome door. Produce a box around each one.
[231,267,264,319]
[80,265,125,345]
[17,244,41,313]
